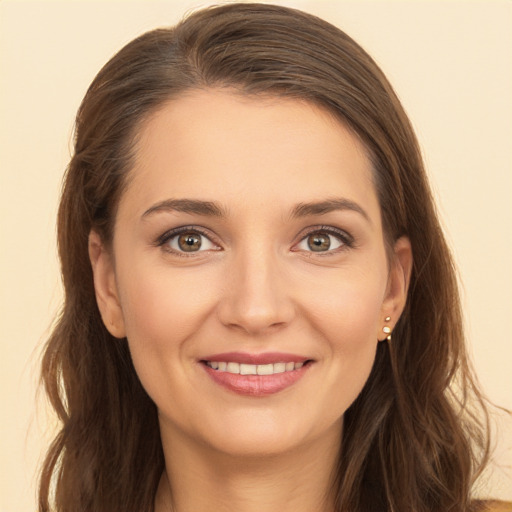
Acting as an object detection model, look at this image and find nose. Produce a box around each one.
[216,246,296,335]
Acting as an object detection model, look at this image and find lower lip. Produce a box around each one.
[202,362,311,396]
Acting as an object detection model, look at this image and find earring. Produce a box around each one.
[382,316,392,342]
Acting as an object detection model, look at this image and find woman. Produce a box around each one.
[38,3,506,511]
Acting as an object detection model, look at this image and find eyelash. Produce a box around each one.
[155,226,220,257]
[155,225,354,256]
[295,225,354,255]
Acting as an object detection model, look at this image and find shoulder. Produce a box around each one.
[477,501,512,512]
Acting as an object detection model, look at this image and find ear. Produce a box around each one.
[378,236,413,341]
[88,230,126,339]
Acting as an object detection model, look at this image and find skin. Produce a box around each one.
[89,89,412,512]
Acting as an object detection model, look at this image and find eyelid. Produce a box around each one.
[154,224,354,255]
[155,225,222,254]
[292,225,354,253]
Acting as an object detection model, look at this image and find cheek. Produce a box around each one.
[303,267,386,407]
[305,265,386,348]
[119,258,216,339]
[115,262,218,390]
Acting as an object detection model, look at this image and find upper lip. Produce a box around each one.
[200,352,311,365]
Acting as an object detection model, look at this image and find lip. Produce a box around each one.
[200,352,313,396]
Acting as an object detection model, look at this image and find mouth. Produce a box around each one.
[200,352,314,396]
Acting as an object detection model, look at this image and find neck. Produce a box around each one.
[155,420,341,512]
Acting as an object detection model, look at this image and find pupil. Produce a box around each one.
[308,234,330,251]
[179,233,201,251]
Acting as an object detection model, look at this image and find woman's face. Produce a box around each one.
[90,89,411,457]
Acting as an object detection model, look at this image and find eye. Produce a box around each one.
[158,228,219,254]
[295,229,350,253]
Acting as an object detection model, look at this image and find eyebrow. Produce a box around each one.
[291,198,370,223]
[142,198,227,219]
[141,197,370,223]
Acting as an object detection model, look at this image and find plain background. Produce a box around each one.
[1,1,511,510]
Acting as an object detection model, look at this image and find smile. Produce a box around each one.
[200,353,313,396]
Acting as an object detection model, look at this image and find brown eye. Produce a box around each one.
[307,233,331,251]
[177,232,202,251]
[161,229,218,254]
[294,229,348,253]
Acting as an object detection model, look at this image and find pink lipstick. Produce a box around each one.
[200,352,312,396]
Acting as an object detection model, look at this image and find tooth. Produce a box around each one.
[226,362,240,374]
[273,362,286,374]
[240,364,257,375]
[257,363,274,375]
[210,361,304,375]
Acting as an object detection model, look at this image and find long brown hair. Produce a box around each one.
[39,3,490,511]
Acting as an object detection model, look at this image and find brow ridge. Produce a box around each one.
[142,197,369,223]
[291,198,370,222]
[142,199,226,218]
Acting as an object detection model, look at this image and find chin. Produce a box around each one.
[205,431,310,459]
[192,410,344,460]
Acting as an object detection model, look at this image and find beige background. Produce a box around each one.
[1,1,511,510]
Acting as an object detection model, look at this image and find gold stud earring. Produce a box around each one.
[382,317,392,342]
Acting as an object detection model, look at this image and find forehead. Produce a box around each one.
[120,89,380,221]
